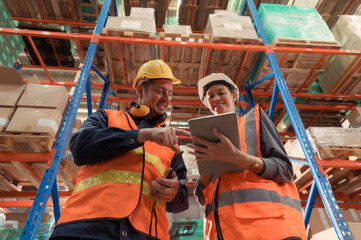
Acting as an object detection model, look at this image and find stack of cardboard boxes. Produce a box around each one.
[0,68,25,133]
[308,208,361,239]
[0,67,68,152]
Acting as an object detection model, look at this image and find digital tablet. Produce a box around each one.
[188,112,244,175]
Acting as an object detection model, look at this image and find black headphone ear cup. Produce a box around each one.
[150,113,168,126]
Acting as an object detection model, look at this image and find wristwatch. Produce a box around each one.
[248,157,261,173]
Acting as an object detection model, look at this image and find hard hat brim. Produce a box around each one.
[133,77,181,88]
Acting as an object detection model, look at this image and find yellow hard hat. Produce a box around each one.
[133,59,181,88]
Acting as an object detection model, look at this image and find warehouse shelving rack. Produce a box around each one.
[0,0,361,239]
[243,0,355,239]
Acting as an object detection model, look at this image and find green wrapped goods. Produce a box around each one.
[258,3,336,43]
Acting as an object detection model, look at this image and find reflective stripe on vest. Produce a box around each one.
[131,147,166,176]
[203,104,306,240]
[205,188,302,217]
[57,110,174,239]
[73,170,166,211]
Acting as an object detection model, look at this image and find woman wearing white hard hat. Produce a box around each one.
[187,73,306,240]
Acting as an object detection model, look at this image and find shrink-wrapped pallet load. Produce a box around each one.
[252,4,340,95]
[318,15,361,94]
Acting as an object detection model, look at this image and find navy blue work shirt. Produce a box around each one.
[50,110,189,240]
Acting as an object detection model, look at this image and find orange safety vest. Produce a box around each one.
[57,110,175,240]
[202,105,306,240]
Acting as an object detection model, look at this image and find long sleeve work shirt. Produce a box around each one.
[194,109,293,205]
[51,110,188,239]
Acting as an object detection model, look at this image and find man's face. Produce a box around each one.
[137,79,173,117]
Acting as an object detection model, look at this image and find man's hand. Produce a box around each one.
[151,168,179,202]
[138,128,190,153]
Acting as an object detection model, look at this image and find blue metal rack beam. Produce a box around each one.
[245,0,353,239]
[19,0,113,239]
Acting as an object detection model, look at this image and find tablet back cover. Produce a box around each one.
[188,112,245,175]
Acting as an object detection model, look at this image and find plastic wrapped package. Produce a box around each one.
[332,16,361,47]
[129,7,155,20]
[318,15,361,94]
[258,4,336,43]
[105,16,156,34]
[204,11,259,42]
[0,219,55,240]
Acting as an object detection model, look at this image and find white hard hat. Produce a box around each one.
[197,73,239,106]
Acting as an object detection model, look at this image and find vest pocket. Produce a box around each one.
[231,178,286,219]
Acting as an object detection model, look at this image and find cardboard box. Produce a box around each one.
[130,7,155,20]
[0,67,26,107]
[6,107,63,138]
[311,222,361,240]
[346,107,361,128]
[204,11,259,42]
[308,208,361,239]
[105,16,156,34]
[308,208,332,237]
[17,83,69,115]
[0,107,15,132]
[164,24,193,34]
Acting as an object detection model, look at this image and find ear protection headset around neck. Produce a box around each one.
[129,100,167,126]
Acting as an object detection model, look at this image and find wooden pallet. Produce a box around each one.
[293,164,361,195]
[0,132,55,153]
[0,119,82,191]
[199,37,263,89]
[252,38,341,92]
[286,127,361,160]
[179,0,228,31]
[286,127,361,194]
[123,0,167,29]
[273,98,359,132]
[159,32,210,87]
[37,0,75,21]
[3,0,39,19]
[0,159,79,191]
[71,26,105,68]
[317,0,361,28]
[75,0,100,22]
[102,29,156,85]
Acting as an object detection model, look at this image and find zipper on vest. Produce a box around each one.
[214,176,224,240]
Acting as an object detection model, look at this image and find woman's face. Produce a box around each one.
[205,84,237,115]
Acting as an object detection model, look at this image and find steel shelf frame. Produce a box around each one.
[0,1,360,238]
[17,0,113,239]
[244,0,355,239]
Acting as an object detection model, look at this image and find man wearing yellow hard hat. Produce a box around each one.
[50,59,190,240]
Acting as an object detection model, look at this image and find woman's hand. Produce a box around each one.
[187,128,265,173]
[187,128,241,165]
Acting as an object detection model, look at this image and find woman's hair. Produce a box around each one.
[202,80,237,101]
